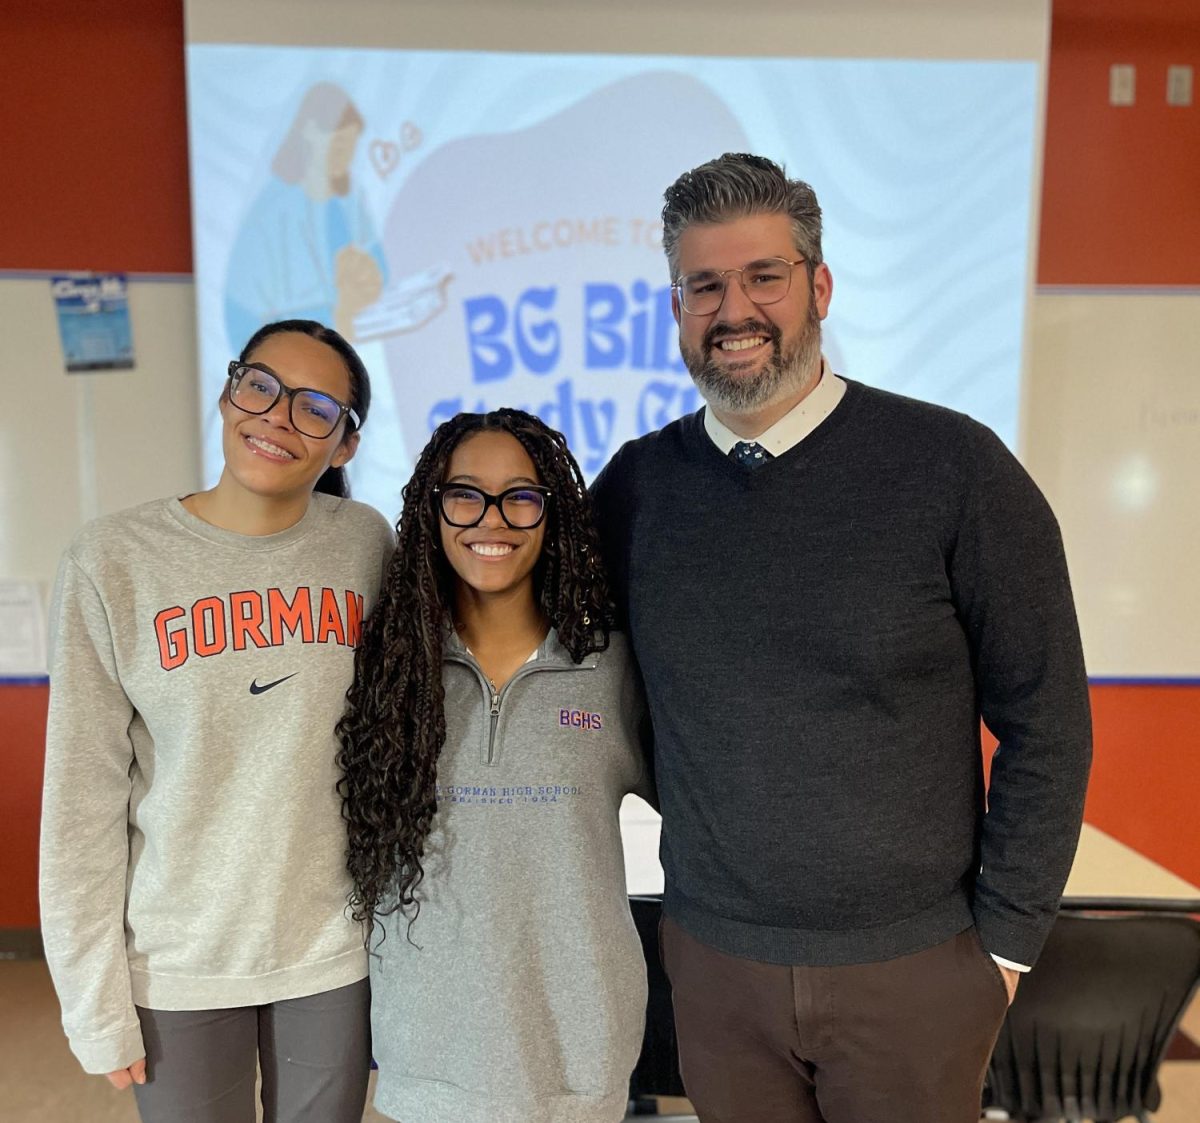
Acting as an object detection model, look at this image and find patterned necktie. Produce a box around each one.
[729,440,773,470]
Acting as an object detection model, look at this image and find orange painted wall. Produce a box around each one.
[1039,0,1200,285]
[1084,685,1200,890]
[981,685,1200,891]
[1035,0,1200,889]
[0,686,48,928]
[1,3,191,928]
[0,0,192,273]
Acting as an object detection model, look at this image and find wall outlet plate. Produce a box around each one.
[1110,64,1136,106]
[1167,65,1193,107]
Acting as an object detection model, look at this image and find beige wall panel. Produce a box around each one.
[187,0,1049,59]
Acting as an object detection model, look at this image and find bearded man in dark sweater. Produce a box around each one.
[590,153,1092,1123]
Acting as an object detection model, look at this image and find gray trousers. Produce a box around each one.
[132,978,371,1123]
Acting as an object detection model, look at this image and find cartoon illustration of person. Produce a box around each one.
[224,83,387,346]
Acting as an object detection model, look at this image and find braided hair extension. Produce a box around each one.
[335,409,615,941]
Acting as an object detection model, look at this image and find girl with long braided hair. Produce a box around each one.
[337,409,651,1123]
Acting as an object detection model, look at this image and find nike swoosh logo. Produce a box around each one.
[249,673,298,695]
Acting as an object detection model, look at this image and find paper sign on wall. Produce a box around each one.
[0,581,47,677]
[51,273,136,372]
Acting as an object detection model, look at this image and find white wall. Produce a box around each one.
[0,277,201,606]
[1025,289,1200,677]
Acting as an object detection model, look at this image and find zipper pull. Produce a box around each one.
[489,684,500,715]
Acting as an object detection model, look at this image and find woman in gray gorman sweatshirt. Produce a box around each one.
[338,408,652,1123]
[39,320,394,1123]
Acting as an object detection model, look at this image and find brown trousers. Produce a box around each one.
[661,918,1009,1123]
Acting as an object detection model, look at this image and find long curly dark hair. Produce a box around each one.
[336,409,615,940]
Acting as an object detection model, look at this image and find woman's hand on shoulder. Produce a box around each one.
[105,1058,146,1089]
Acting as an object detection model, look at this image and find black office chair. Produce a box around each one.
[627,894,688,1115]
[984,898,1200,1122]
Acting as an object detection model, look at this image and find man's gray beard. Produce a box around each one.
[682,304,822,415]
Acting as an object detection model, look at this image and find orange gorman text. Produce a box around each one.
[154,587,364,671]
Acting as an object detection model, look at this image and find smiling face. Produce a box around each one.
[219,331,359,504]
[673,211,832,419]
[438,429,547,604]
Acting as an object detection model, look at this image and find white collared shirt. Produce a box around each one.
[702,360,847,456]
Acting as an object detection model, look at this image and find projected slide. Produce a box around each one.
[188,48,1038,516]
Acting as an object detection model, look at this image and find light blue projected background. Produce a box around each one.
[188,47,1038,517]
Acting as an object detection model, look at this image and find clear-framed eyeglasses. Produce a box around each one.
[433,484,553,530]
[673,257,807,317]
[226,361,359,439]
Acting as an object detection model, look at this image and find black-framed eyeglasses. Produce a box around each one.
[673,257,807,316]
[433,484,553,529]
[226,361,360,439]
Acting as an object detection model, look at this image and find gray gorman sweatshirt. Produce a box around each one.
[369,630,650,1123]
[40,494,394,1074]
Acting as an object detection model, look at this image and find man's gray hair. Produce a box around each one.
[661,153,823,280]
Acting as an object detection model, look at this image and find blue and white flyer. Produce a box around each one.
[51,273,136,372]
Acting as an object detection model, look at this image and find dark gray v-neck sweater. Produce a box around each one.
[591,379,1091,968]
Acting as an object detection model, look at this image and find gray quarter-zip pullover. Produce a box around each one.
[369,630,650,1123]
